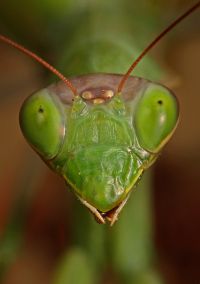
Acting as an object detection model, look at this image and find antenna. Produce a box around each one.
[0,34,77,95]
[118,1,200,92]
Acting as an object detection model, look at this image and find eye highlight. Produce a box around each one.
[134,84,179,153]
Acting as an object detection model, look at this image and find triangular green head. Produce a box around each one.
[19,74,179,224]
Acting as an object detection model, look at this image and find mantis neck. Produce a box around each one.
[58,1,163,81]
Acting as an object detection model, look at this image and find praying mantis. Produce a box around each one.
[0,2,199,226]
[0,1,199,283]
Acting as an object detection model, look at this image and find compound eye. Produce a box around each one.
[19,89,65,159]
[134,84,179,153]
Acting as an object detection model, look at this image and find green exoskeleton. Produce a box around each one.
[19,74,178,226]
[0,1,199,225]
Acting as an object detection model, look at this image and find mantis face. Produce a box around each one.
[19,74,179,224]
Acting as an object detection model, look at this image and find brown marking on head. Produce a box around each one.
[48,74,148,106]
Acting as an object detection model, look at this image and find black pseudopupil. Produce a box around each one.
[38,106,44,113]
